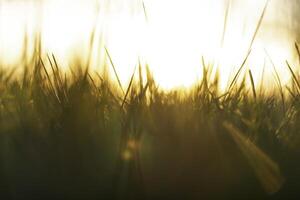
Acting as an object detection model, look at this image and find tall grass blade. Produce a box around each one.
[138,59,143,92]
[295,42,300,65]
[142,0,148,22]
[228,0,269,92]
[286,61,300,92]
[105,47,125,95]
[40,58,61,103]
[286,86,296,99]
[228,49,251,90]
[248,0,269,51]
[121,66,136,109]
[221,0,230,47]
[265,50,285,108]
[248,69,257,100]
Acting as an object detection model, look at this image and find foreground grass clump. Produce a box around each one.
[0,55,299,200]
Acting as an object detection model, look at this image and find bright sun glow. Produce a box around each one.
[0,0,297,90]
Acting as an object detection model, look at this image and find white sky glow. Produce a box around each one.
[0,0,297,90]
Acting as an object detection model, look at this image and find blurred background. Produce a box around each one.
[0,0,300,90]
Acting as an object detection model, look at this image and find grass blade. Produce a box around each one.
[248,69,257,100]
[220,0,230,47]
[228,0,269,92]
[228,49,251,90]
[121,65,136,109]
[286,61,300,92]
[295,42,300,65]
[142,0,148,22]
[105,47,125,95]
[248,0,269,51]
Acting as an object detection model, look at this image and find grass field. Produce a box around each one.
[1,1,300,197]
[0,39,299,200]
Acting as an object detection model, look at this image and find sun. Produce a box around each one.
[0,0,296,91]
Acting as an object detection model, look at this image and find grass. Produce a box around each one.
[0,2,299,198]
[0,43,299,200]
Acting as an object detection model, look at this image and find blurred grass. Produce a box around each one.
[0,3,300,196]
[0,42,300,200]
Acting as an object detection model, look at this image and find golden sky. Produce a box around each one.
[0,0,298,90]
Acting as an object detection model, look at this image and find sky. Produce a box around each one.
[0,0,299,90]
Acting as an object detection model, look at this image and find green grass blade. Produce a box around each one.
[248,69,257,100]
[121,65,136,109]
[105,47,125,95]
